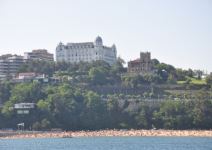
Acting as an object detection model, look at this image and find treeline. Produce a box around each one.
[0,82,212,130]
[17,58,212,87]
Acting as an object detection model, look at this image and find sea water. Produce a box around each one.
[0,137,212,150]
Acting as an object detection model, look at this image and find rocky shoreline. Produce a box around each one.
[1,130,212,139]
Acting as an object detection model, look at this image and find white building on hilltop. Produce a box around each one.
[56,36,117,65]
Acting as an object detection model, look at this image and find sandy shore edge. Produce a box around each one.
[1,130,212,139]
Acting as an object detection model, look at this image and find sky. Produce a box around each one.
[0,0,212,72]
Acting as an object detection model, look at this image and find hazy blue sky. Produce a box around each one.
[0,0,211,72]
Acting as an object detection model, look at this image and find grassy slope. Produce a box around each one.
[177,77,206,85]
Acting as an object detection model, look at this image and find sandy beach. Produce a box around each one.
[1,129,212,139]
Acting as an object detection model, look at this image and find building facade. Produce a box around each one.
[24,49,54,61]
[128,52,152,74]
[0,55,26,79]
[56,36,117,65]
[14,103,35,115]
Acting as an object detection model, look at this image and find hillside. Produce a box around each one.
[0,59,212,130]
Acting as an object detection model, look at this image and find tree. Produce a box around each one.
[111,57,126,74]
[167,74,177,84]
[80,91,107,129]
[156,63,176,82]
[1,101,14,117]
[37,99,49,111]
[46,84,80,130]
[186,69,194,78]
[175,68,186,81]
[195,70,203,80]
[88,67,108,85]
[0,81,11,104]
[18,60,55,77]
[206,74,212,85]
[153,101,192,129]
[9,82,45,103]
[151,59,160,69]
[40,118,51,129]
[135,109,148,128]
[192,99,212,129]
[106,95,122,128]
[84,91,101,110]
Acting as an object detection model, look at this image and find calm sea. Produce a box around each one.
[0,137,212,150]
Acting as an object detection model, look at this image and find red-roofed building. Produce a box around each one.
[18,72,37,79]
[128,52,152,74]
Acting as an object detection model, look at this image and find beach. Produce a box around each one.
[1,129,212,139]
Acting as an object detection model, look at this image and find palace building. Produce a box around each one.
[56,36,117,65]
[128,52,153,74]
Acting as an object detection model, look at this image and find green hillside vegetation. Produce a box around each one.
[177,77,206,85]
[0,59,212,130]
